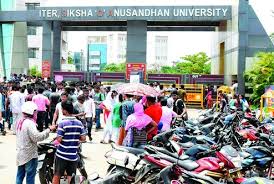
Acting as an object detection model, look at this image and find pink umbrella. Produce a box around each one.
[116,83,160,97]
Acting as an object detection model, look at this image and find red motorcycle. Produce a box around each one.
[135,145,246,184]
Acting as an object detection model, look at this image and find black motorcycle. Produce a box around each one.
[37,141,88,184]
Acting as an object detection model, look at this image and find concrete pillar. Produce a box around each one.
[126,20,147,63]
[237,0,249,94]
[42,21,52,75]
[52,21,61,71]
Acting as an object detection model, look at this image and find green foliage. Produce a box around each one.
[67,56,73,64]
[29,66,41,77]
[101,53,211,74]
[102,62,126,72]
[159,52,211,74]
[245,52,274,103]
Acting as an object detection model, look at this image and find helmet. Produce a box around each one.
[21,101,38,115]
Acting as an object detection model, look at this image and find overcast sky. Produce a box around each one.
[44,0,274,63]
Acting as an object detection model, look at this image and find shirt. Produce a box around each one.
[160,106,177,131]
[178,89,187,101]
[173,99,185,115]
[49,92,60,110]
[32,94,50,112]
[73,102,85,119]
[0,93,3,111]
[121,100,135,127]
[56,102,64,124]
[16,118,50,166]
[145,103,162,140]
[83,98,96,118]
[56,117,86,161]
[112,102,122,128]
[9,91,25,113]
[93,93,104,109]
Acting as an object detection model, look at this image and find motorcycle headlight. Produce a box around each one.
[47,149,54,153]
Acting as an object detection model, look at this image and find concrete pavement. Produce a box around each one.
[0,109,201,183]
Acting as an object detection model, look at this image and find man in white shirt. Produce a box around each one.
[8,85,25,134]
[83,88,96,141]
[52,92,68,125]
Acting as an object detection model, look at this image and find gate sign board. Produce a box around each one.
[0,6,232,22]
[38,6,231,21]
[42,61,51,78]
[126,63,146,80]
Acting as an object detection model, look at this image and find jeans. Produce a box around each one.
[86,117,93,137]
[16,158,38,184]
[6,110,11,129]
[37,111,47,132]
[95,109,101,129]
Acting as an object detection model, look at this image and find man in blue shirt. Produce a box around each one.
[52,100,86,184]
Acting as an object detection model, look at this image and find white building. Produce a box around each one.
[108,33,127,63]
[16,0,68,72]
[84,32,168,69]
[146,35,169,70]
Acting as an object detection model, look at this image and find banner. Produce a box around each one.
[126,63,146,80]
[55,75,63,83]
[42,61,51,78]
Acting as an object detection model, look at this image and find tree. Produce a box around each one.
[29,66,41,77]
[102,62,126,72]
[67,56,73,64]
[159,52,211,74]
[245,52,274,103]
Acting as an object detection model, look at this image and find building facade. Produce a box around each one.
[87,36,107,71]
[0,0,68,79]
[0,1,273,93]
[88,32,168,69]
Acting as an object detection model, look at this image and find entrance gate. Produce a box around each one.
[0,0,274,94]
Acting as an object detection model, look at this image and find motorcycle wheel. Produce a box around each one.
[79,167,88,179]
[39,158,53,184]
[142,172,158,184]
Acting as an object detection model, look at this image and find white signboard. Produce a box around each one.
[130,74,140,83]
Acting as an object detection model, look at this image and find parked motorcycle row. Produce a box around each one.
[37,107,274,184]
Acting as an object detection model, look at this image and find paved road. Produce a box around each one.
[0,109,201,183]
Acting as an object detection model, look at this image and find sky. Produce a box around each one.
[44,0,274,63]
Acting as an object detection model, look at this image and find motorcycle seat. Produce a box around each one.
[239,151,251,159]
[112,143,144,155]
[179,142,194,148]
[122,147,145,155]
[151,146,189,160]
[178,160,199,171]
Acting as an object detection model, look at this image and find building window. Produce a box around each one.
[25,3,40,10]
[27,26,37,35]
[28,48,38,58]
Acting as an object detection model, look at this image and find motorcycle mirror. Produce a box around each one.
[124,155,129,166]
[178,148,183,157]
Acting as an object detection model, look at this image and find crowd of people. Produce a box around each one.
[204,80,250,113]
[0,75,190,184]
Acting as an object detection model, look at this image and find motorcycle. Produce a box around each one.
[89,143,146,184]
[242,145,274,179]
[37,140,88,184]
